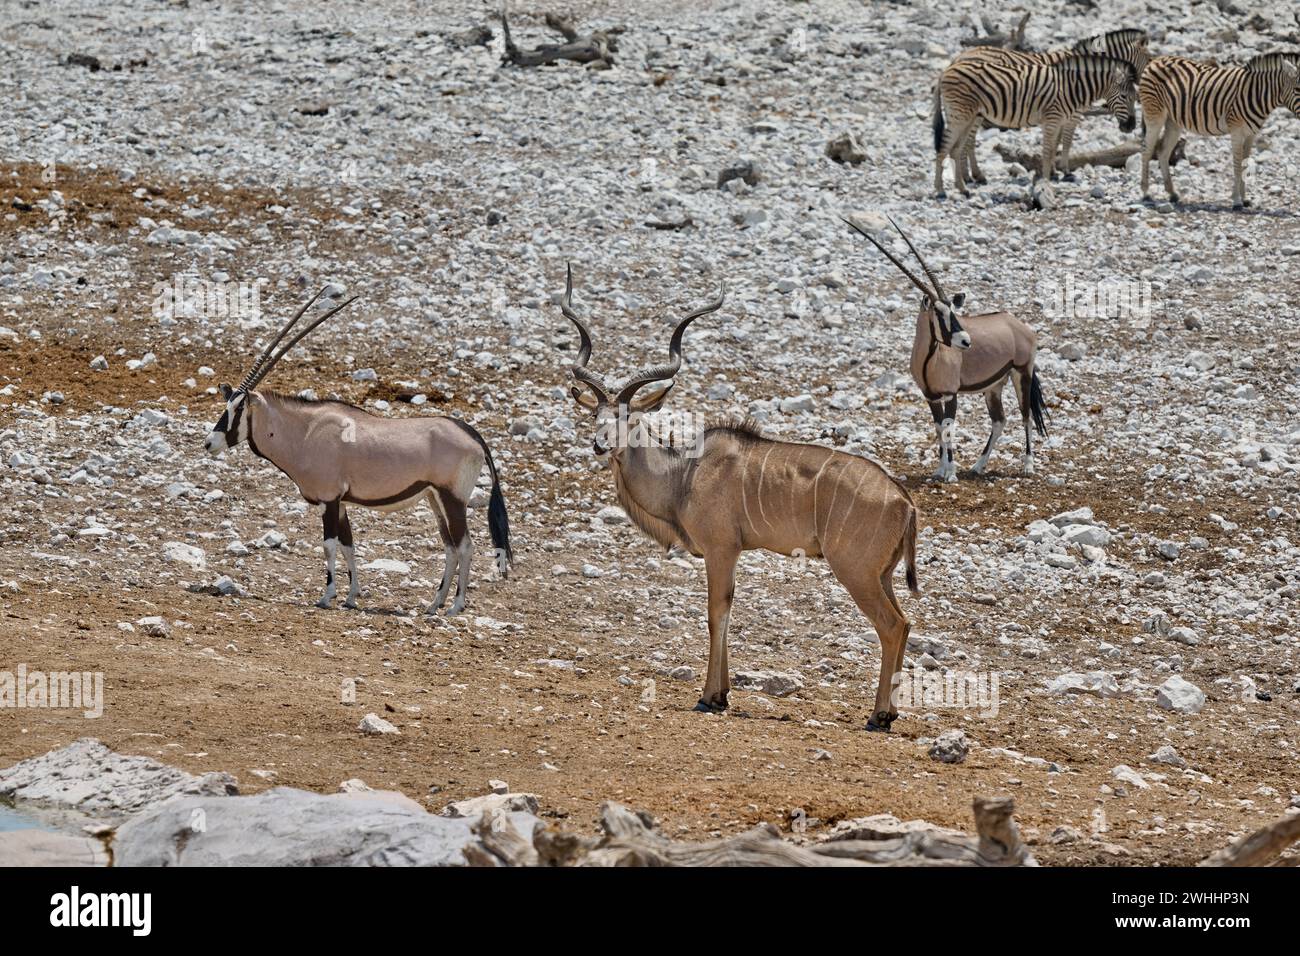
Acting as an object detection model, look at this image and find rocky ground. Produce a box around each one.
[1,0,1298,866]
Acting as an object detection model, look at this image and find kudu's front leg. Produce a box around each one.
[317,500,341,609]
[695,548,740,713]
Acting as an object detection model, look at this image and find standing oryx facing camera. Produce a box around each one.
[843,217,1048,482]
[204,287,512,615]
[560,265,919,732]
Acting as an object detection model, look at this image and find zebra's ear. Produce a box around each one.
[950,292,966,310]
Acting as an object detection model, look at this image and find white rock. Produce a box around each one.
[161,541,206,571]
[358,713,400,736]
[1156,676,1206,714]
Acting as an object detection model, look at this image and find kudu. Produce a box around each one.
[842,217,1048,481]
[560,265,919,731]
[204,288,512,615]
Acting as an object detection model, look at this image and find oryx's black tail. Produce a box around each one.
[449,418,513,576]
[1029,370,1049,438]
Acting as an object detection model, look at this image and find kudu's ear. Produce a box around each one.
[570,385,600,412]
[220,383,233,400]
[950,292,966,309]
[629,382,674,413]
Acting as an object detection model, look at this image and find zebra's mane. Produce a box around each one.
[1245,51,1300,73]
[1054,52,1136,79]
[1072,28,1147,51]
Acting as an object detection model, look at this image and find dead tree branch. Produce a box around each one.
[1200,811,1300,867]
[465,796,1037,867]
[500,9,616,69]
[961,11,1031,50]
[993,139,1187,172]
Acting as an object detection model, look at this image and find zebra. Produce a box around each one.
[941,29,1151,185]
[1139,52,1300,209]
[933,53,1138,197]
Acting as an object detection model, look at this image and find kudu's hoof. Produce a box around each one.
[865,712,897,733]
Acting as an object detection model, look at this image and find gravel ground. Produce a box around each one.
[1,0,1298,865]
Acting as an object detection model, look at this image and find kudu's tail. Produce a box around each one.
[904,504,920,594]
[449,419,514,576]
[1029,370,1050,438]
[931,82,945,153]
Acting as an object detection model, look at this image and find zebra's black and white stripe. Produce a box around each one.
[1140,52,1300,208]
[940,30,1151,186]
[933,53,1138,197]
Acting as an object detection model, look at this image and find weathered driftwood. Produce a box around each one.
[500,10,616,69]
[1200,811,1300,867]
[465,796,1037,867]
[993,139,1187,173]
[960,12,1031,50]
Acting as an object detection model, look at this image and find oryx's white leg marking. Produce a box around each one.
[318,538,338,608]
[340,504,359,608]
[448,537,473,617]
[428,490,458,612]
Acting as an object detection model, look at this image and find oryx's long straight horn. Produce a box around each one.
[245,294,360,392]
[238,286,329,392]
[887,215,947,303]
[840,216,937,300]
[615,283,726,407]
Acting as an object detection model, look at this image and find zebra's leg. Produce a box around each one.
[1012,370,1034,475]
[963,128,987,186]
[972,383,1007,476]
[934,113,960,198]
[1040,119,1063,182]
[317,499,340,609]
[1059,120,1078,182]
[1158,121,1182,203]
[948,118,979,197]
[1241,133,1257,207]
[1140,117,1164,201]
[339,504,360,609]
[1231,128,1249,210]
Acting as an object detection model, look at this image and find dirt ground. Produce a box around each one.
[1,156,1296,865]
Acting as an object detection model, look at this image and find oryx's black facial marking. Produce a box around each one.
[204,387,250,455]
[925,293,972,351]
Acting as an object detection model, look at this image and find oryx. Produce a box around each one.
[560,265,919,731]
[842,216,1048,481]
[204,287,512,615]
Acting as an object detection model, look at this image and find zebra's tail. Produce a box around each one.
[932,83,945,153]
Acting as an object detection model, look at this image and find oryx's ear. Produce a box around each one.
[220,383,234,400]
[921,294,933,310]
[629,381,674,413]
[570,385,600,411]
[950,292,966,309]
